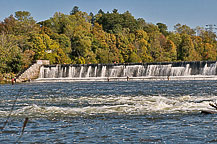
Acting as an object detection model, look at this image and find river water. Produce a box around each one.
[1,80,217,143]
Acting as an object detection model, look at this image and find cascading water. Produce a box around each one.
[202,63,217,75]
[86,66,92,77]
[79,66,84,78]
[37,61,217,81]
[101,66,107,77]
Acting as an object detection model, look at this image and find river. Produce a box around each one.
[1,80,217,143]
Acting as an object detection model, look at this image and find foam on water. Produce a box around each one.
[1,95,216,118]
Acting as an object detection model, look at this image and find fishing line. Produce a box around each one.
[16,117,29,143]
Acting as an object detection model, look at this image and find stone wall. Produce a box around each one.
[16,60,49,82]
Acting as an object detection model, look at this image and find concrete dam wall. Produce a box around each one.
[36,61,217,81]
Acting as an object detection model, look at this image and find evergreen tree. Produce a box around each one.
[70,6,80,15]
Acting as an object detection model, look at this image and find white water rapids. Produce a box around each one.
[1,95,216,118]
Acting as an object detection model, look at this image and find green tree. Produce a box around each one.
[157,23,169,36]
[14,11,39,35]
[143,23,159,33]
[96,10,138,33]
[66,12,96,63]
[191,36,203,60]
[0,15,16,34]
[116,32,131,62]
[148,32,165,62]
[134,29,152,62]
[128,52,141,63]
[174,23,196,36]
[178,34,197,61]
[164,40,177,61]
[202,43,217,60]
[137,18,146,30]
[91,23,108,63]
[0,34,22,73]
[29,33,71,64]
[70,6,80,15]
[168,32,182,46]
[98,9,105,15]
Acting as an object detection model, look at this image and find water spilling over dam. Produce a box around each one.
[36,61,217,81]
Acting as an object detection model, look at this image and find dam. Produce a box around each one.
[35,61,217,82]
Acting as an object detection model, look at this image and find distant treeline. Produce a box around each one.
[0,6,217,75]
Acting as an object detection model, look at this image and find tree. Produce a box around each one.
[164,40,177,61]
[112,9,118,14]
[2,8,217,76]
[116,32,131,62]
[137,18,146,30]
[199,29,217,43]
[70,6,80,15]
[191,36,203,60]
[134,29,152,62]
[96,10,138,33]
[128,52,141,63]
[202,43,217,60]
[21,49,35,69]
[157,23,169,36]
[148,32,165,62]
[91,23,108,63]
[8,54,22,73]
[0,34,22,73]
[98,9,105,15]
[178,34,196,61]
[143,23,159,33]
[122,11,138,32]
[42,12,66,34]
[106,33,123,63]
[66,12,96,63]
[167,32,182,49]
[15,11,32,21]
[0,15,16,34]
[14,11,38,34]
[89,12,95,24]
[29,33,71,64]
[174,23,196,36]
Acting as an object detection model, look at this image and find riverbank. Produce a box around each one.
[0,80,10,84]
[0,73,16,84]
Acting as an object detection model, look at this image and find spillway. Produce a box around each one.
[36,61,217,81]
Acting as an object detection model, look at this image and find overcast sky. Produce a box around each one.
[0,0,217,31]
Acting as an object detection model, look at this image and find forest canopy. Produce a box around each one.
[0,7,217,75]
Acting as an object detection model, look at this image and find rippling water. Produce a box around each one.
[1,80,217,143]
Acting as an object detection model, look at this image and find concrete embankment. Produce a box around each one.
[16,60,49,83]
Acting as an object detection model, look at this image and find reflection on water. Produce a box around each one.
[1,80,217,143]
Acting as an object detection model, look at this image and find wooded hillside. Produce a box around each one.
[0,7,216,76]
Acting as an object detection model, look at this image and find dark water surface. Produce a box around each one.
[1,80,217,143]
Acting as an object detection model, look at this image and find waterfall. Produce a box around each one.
[137,65,145,76]
[109,66,123,77]
[101,66,107,77]
[79,66,84,78]
[202,63,217,75]
[68,66,76,78]
[38,61,217,80]
[86,66,92,77]
[94,66,97,77]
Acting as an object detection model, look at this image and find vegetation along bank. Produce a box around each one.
[0,6,217,81]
